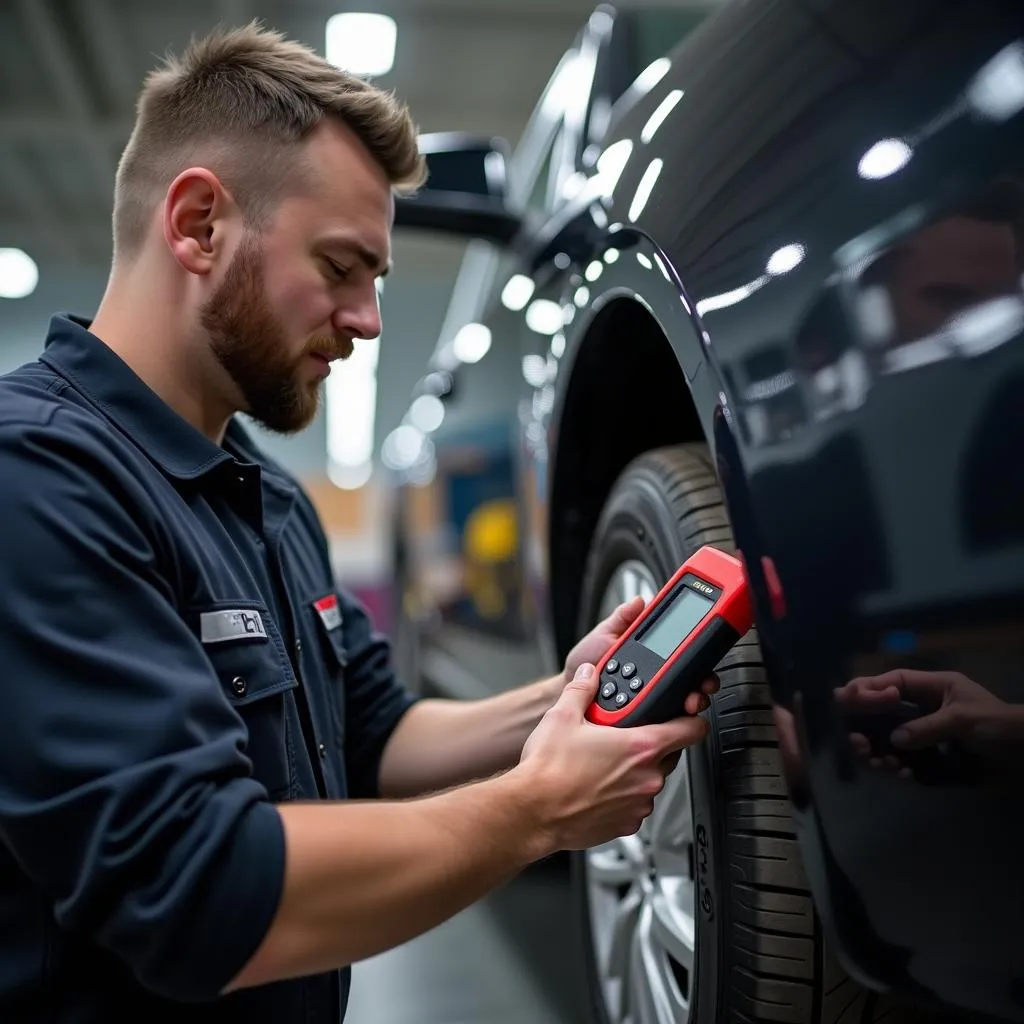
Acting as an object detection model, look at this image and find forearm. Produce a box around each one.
[227,769,550,992]
[378,675,563,798]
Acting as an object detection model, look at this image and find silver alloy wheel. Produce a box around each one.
[586,560,696,1024]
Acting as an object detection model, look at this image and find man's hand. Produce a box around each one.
[517,663,712,848]
[836,668,1024,762]
[564,595,720,716]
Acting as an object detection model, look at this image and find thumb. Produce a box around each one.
[890,706,958,750]
[608,595,645,634]
[560,663,599,714]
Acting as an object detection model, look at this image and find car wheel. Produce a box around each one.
[572,443,935,1024]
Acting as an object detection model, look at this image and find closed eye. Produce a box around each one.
[323,258,350,282]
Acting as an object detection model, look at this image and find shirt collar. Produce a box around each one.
[40,313,240,481]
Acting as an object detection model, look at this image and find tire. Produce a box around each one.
[572,443,940,1024]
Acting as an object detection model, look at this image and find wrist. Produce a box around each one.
[491,763,561,862]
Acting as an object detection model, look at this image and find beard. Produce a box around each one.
[199,235,353,435]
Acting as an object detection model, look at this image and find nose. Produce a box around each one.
[333,279,382,341]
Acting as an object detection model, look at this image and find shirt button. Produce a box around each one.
[231,675,247,697]
[295,639,303,658]
[318,743,327,759]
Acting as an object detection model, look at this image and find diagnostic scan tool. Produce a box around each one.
[586,546,754,727]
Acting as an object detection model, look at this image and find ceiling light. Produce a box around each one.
[765,243,806,276]
[858,139,912,180]
[0,248,38,299]
[967,41,1024,122]
[452,322,492,363]
[525,299,564,335]
[501,274,535,311]
[381,424,424,471]
[326,13,397,77]
[409,393,445,433]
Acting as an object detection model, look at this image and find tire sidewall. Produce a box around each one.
[574,466,726,1024]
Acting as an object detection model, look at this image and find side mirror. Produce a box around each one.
[394,132,522,244]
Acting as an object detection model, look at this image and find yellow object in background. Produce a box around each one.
[463,499,518,620]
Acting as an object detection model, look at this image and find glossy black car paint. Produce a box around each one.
[404,1,1024,1018]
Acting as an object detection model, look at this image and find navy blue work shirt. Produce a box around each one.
[0,315,419,1023]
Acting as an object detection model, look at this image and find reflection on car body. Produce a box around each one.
[390,1,1024,1022]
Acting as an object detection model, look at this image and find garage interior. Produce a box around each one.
[2,1,1021,1023]
[0,2,718,1022]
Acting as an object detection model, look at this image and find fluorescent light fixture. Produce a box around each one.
[0,248,38,299]
[641,89,684,144]
[409,393,445,433]
[766,243,806,276]
[858,138,912,180]
[574,285,590,307]
[585,260,603,282]
[452,322,492,363]
[551,333,566,358]
[326,13,396,77]
[326,335,380,489]
[628,158,663,222]
[636,253,653,270]
[501,274,535,311]
[603,248,619,264]
[525,299,564,335]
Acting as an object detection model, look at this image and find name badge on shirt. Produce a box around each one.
[313,594,343,631]
[200,608,268,644]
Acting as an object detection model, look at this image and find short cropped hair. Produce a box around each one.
[112,21,426,259]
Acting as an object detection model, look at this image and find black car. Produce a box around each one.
[390,2,1024,1022]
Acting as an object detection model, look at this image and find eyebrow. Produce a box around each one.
[321,234,392,278]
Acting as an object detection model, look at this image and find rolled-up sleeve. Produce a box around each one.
[0,410,285,1002]
[337,591,419,799]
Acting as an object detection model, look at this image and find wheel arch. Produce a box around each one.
[548,296,706,661]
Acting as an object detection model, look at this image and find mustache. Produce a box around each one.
[304,336,354,362]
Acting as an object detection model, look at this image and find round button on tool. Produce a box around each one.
[621,663,637,679]
[601,681,617,699]
[614,691,629,708]
[629,677,644,692]
[605,659,620,674]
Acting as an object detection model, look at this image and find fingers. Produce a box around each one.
[643,714,710,756]
[559,663,600,715]
[835,677,902,707]
[890,706,958,749]
[607,596,645,634]
[684,690,712,716]
[701,672,721,696]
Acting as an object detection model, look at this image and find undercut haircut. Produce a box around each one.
[112,21,426,260]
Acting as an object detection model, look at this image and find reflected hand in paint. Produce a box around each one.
[835,668,1024,783]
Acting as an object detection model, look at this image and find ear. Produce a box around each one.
[162,167,236,275]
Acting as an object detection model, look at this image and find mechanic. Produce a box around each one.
[0,22,719,1024]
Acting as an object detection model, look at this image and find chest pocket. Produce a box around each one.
[189,601,298,801]
[304,592,348,750]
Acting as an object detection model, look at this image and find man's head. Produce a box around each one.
[113,22,426,434]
